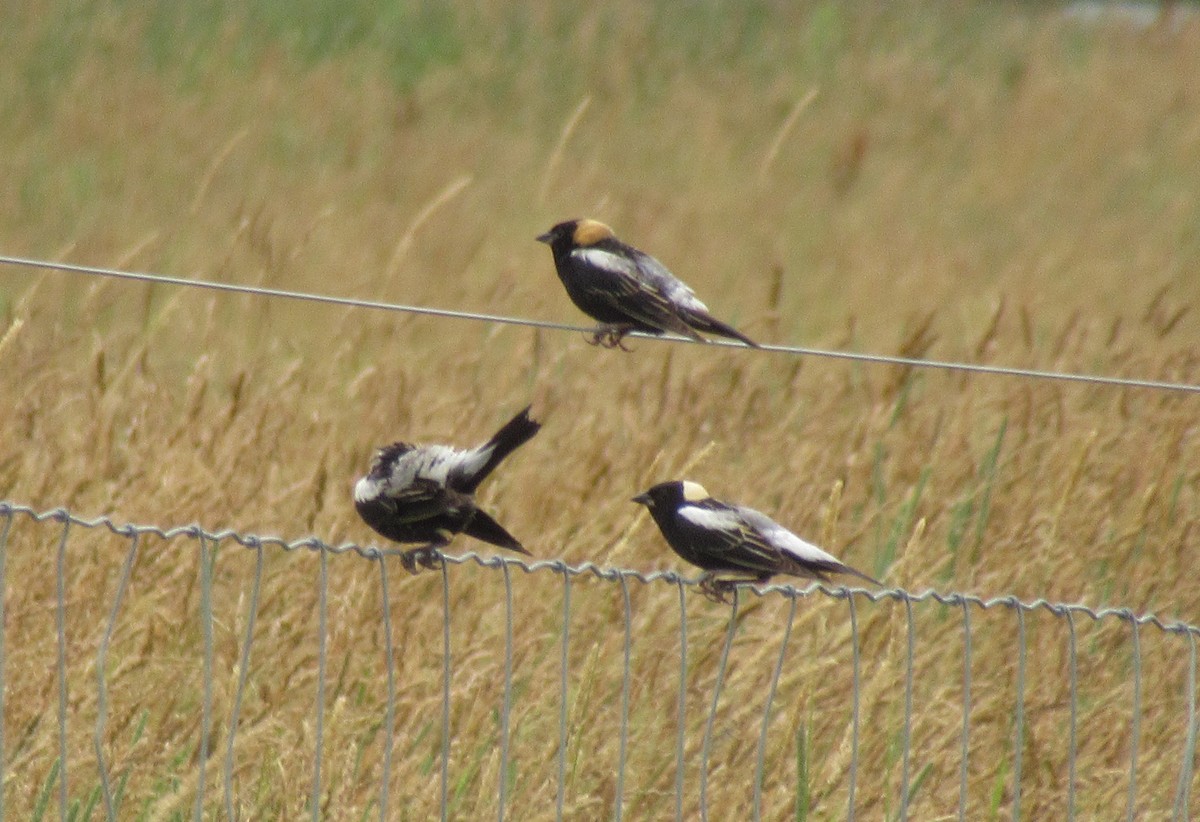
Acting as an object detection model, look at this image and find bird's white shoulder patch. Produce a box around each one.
[681,481,710,502]
[678,504,740,531]
[573,247,638,279]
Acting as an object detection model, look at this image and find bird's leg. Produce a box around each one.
[586,324,635,350]
[401,541,447,575]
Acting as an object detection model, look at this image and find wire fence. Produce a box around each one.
[1,501,1197,821]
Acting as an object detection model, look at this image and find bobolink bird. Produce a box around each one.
[632,480,879,602]
[536,219,758,349]
[354,406,541,572]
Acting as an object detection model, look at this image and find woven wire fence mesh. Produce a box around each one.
[1,502,1197,821]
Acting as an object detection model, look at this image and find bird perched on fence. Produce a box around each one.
[536,219,758,350]
[632,480,879,602]
[354,406,541,572]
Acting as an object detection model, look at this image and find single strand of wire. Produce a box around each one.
[378,557,397,822]
[225,543,263,822]
[3,254,1197,395]
[555,567,571,822]
[1126,615,1142,822]
[674,577,689,822]
[1066,609,1078,822]
[900,595,915,821]
[958,598,971,822]
[752,590,798,821]
[1013,603,1027,821]
[439,560,452,822]
[498,561,514,822]
[1175,631,1198,820]
[847,593,861,822]
[311,545,329,822]
[615,574,633,822]
[195,535,215,822]
[56,519,71,822]
[699,593,740,822]
[0,511,12,822]
[95,531,139,821]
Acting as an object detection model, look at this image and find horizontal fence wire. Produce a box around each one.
[2,254,1199,394]
[1,500,1198,821]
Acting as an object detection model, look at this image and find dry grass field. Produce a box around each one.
[2,2,1199,819]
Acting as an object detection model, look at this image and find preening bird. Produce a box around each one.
[632,480,879,601]
[354,406,541,572]
[536,218,758,349]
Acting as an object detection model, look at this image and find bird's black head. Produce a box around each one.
[632,480,710,510]
[536,218,615,251]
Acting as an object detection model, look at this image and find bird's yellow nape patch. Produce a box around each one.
[681,481,710,502]
[572,219,615,246]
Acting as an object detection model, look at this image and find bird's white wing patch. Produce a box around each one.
[573,247,641,280]
[740,507,842,565]
[678,504,743,533]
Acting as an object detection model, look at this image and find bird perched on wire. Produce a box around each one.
[536,219,758,350]
[354,406,541,573]
[632,480,879,602]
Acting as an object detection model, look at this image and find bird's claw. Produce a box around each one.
[401,546,445,575]
[586,325,634,351]
[698,575,740,605]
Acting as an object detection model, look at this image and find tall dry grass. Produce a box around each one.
[1,2,1199,819]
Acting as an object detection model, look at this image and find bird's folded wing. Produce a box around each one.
[378,478,459,523]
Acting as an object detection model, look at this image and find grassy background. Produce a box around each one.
[2,1,1199,818]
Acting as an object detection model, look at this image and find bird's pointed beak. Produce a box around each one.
[631,493,651,507]
[535,231,553,244]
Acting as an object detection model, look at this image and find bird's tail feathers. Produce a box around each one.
[464,509,531,554]
[836,562,881,587]
[689,310,759,348]
[460,406,541,492]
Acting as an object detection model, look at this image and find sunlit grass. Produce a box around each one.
[1,1,1199,819]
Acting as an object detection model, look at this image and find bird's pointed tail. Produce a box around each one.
[464,509,531,554]
[459,406,542,492]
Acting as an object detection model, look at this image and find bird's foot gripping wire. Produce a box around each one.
[400,544,445,575]
[698,574,742,605]
[585,324,635,351]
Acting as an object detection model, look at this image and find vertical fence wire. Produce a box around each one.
[1126,615,1142,822]
[847,592,861,822]
[674,579,689,822]
[751,590,797,821]
[699,593,740,822]
[0,510,11,822]
[1012,603,1027,822]
[95,531,139,821]
[497,562,514,822]
[555,567,572,822]
[1174,630,1197,821]
[615,574,633,822]
[195,534,215,822]
[377,556,396,822]
[900,594,916,821]
[310,545,329,822]
[439,560,452,822]
[224,542,264,822]
[1065,608,1078,822]
[56,516,71,822]
[958,597,972,822]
